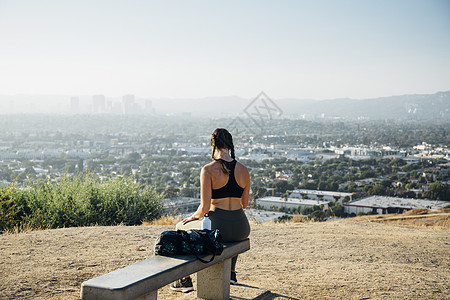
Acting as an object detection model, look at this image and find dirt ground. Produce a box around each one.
[0,215,449,300]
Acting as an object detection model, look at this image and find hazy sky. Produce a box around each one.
[0,0,449,99]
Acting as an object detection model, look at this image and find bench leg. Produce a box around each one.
[136,290,157,300]
[197,258,231,300]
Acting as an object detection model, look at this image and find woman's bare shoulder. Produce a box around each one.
[202,161,219,172]
[235,161,249,174]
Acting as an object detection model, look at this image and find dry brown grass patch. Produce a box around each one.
[402,208,429,216]
[290,214,308,223]
[261,214,314,225]
[345,208,450,229]
[3,223,46,235]
[143,215,181,226]
[387,215,450,229]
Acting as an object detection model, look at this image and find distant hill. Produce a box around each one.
[277,91,450,120]
[0,91,448,121]
[153,91,450,121]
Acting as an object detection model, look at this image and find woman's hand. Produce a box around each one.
[182,215,198,225]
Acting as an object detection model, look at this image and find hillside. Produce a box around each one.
[0,214,449,299]
[280,91,450,120]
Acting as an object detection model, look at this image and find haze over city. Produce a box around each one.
[0,0,449,101]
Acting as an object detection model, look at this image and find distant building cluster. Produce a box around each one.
[344,196,449,215]
[334,147,407,159]
[257,196,331,211]
[255,193,447,216]
[70,94,154,115]
[289,189,353,203]
[255,189,351,211]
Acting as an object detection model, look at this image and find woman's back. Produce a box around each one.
[205,159,250,210]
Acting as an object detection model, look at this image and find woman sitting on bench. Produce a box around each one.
[171,128,251,293]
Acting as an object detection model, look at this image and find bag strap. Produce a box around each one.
[191,229,217,264]
[196,252,215,263]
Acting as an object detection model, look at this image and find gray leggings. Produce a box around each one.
[176,207,250,271]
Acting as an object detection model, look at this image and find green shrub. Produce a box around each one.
[0,184,33,232]
[0,173,163,233]
[310,210,326,221]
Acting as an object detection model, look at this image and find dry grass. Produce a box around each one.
[143,215,181,226]
[401,208,450,216]
[402,208,429,216]
[346,208,450,230]
[2,215,449,299]
[290,213,308,223]
[435,207,450,214]
[383,214,450,229]
[3,223,45,235]
[262,214,313,226]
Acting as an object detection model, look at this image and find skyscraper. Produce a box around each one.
[92,95,106,113]
[122,94,135,114]
[70,97,80,114]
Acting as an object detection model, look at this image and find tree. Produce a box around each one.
[252,185,267,199]
[380,179,393,188]
[124,152,141,164]
[332,203,344,217]
[300,181,317,190]
[329,181,339,191]
[310,210,326,221]
[399,191,416,198]
[345,183,357,193]
[326,202,344,217]
[180,187,196,198]
[318,181,328,191]
[163,187,179,199]
[301,206,312,215]
[371,184,387,196]
[424,182,449,200]
[271,180,295,194]
[361,170,376,179]
[121,165,133,176]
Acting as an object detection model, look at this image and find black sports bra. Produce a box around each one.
[211,159,244,199]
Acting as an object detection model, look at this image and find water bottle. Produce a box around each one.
[201,213,211,230]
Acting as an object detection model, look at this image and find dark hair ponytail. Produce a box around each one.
[211,128,235,174]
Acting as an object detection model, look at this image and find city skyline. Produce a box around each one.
[0,90,449,120]
[0,0,449,100]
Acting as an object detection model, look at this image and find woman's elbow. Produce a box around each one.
[241,200,249,209]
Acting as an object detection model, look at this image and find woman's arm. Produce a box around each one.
[182,166,212,224]
[241,167,251,209]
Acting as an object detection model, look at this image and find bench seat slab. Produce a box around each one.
[81,239,250,300]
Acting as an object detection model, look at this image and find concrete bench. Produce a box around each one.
[81,238,250,300]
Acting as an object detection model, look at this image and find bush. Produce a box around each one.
[0,173,163,233]
[325,202,345,217]
[310,210,326,221]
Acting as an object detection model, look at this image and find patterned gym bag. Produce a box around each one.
[154,229,224,263]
